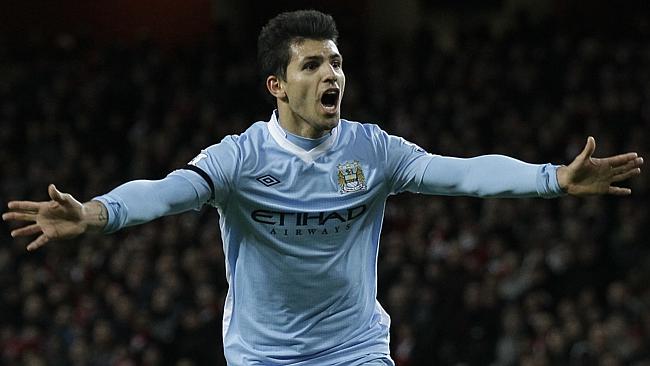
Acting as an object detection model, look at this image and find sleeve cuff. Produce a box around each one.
[537,164,567,198]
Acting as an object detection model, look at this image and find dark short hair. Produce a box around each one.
[257,10,339,82]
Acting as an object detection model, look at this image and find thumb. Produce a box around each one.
[578,136,596,161]
[48,184,66,203]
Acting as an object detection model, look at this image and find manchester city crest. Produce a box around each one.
[337,160,367,193]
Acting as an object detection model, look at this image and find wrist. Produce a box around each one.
[82,201,108,232]
[556,165,569,193]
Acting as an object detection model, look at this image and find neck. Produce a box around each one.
[276,106,332,139]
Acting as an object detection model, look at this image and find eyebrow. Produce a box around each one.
[300,53,343,63]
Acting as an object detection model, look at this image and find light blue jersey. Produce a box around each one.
[94,112,563,365]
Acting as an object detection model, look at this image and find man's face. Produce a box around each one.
[276,39,345,138]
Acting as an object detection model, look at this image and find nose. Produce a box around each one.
[321,64,338,83]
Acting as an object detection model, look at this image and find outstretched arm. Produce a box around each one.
[407,137,642,199]
[3,171,212,251]
[557,136,643,196]
[3,184,108,251]
[416,155,563,198]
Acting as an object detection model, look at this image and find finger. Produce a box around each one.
[11,224,42,237]
[27,234,50,251]
[579,136,596,161]
[7,201,41,212]
[611,168,642,183]
[611,157,643,175]
[608,186,632,196]
[602,153,640,168]
[2,212,37,222]
[48,184,65,203]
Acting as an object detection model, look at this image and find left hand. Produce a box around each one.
[557,136,643,196]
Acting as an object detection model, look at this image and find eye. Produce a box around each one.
[332,60,342,69]
[303,61,318,71]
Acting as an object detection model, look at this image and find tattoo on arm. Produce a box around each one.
[83,200,108,232]
[98,206,107,222]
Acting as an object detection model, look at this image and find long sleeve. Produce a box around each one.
[91,134,240,234]
[92,172,211,233]
[415,154,565,198]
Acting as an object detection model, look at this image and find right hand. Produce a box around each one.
[3,184,88,251]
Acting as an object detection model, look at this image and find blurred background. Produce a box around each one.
[1,0,649,365]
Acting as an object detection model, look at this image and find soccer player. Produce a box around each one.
[3,10,644,366]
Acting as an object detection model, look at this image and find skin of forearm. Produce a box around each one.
[81,200,108,232]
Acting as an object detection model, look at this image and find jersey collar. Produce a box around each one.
[267,110,339,163]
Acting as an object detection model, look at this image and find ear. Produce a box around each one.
[266,75,287,100]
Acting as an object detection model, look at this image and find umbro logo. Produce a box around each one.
[256,175,280,187]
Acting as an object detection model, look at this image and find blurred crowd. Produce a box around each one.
[1,11,649,366]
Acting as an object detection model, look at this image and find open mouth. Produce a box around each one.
[320,89,340,113]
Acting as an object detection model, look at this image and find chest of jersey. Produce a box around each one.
[229,141,386,244]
